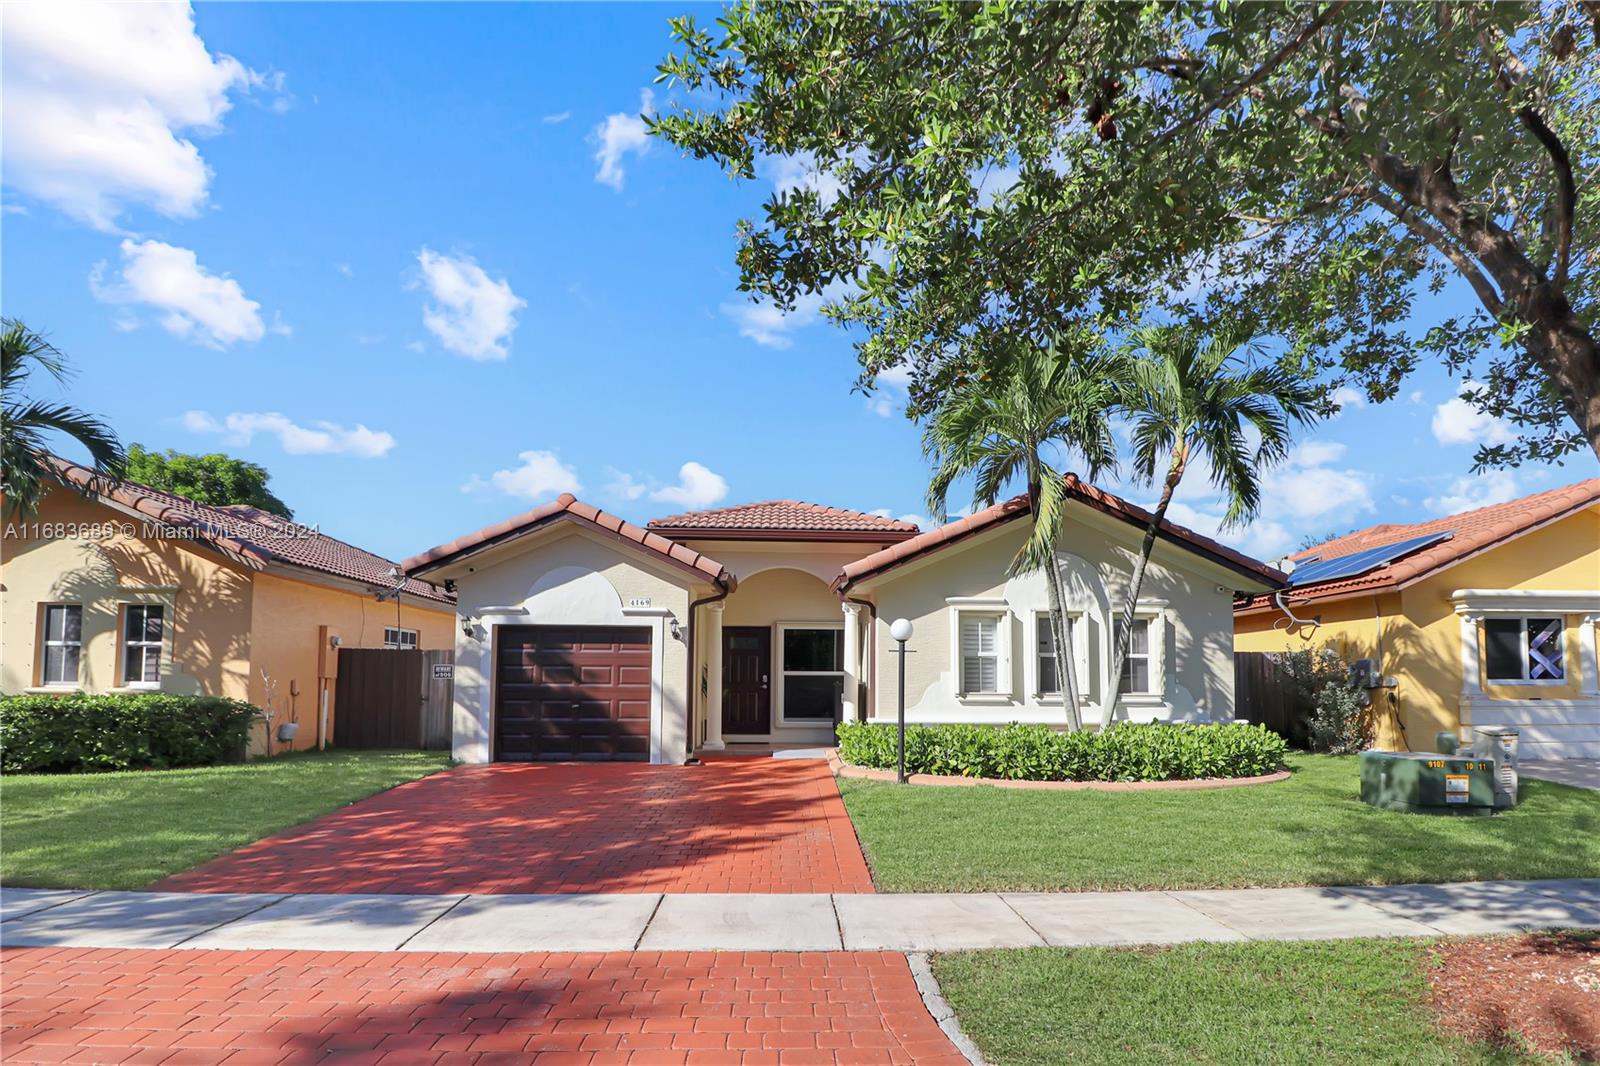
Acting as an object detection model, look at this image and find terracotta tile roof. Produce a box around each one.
[403,493,735,588]
[49,458,454,604]
[1236,477,1600,614]
[649,500,920,541]
[834,474,1284,592]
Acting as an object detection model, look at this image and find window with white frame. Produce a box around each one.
[1115,616,1158,695]
[383,627,419,650]
[41,605,82,686]
[121,604,164,686]
[959,612,1004,695]
[1484,617,1565,683]
[1035,612,1077,695]
[780,626,844,722]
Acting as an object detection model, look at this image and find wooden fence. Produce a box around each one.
[1233,651,1305,745]
[334,648,453,750]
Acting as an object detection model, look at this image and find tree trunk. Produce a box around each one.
[1044,546,1084,731]
[1106,443,1188,723]
[1028,466,1083,731]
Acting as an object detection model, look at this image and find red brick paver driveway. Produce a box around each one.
[0,946,966,1065]
[154,758,873,895]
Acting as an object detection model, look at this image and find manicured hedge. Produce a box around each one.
[835,720,1289,782]
[0,693,259,773]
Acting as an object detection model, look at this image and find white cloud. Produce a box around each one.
[1407,389,1426,405]
[1425,470,1520,515]
[604,468,647,501]
[464,450,580,500]
[542,111,571,124]
[1432,382,1517,447]
[593,89,653,190]
[414,248,525,361]
[1329,385,1366,410]
[91,239,268,348]
[721,291,825,349]
[1166,500,1295,561]
[335,262,353,278]
[865,396,896,418]
[183,410,394,458]
[0,1,279,229]
[649,462,728,509]
[869,507,926,529]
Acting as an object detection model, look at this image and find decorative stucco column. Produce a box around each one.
[1456,608,1483,729]
[841,601,863,723]
[1580,613,1600,697]
[702,601,726,751]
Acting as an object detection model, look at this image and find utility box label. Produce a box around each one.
[1444,774,1470,802]
[432,663,454,680]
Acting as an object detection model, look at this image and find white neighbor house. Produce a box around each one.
[401,476,1283,763]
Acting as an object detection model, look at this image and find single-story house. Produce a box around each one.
[1235,478,1600,760]
[402,476,1283,763]
[1,459,456,751]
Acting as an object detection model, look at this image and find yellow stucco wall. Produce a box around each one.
[2,487,254,699]
[2,482,454,756]
[1235,506,1600,750]
[246,571,455,753]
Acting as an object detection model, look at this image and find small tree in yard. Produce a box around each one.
[1275,646,1372,753]
[923,333,1123,730]
[1107,325,1321,719]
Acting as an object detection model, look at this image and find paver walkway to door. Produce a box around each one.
[154,758,874,896]
[0,946,969,1065]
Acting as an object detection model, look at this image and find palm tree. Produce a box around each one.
[2,319,126,519]
[1105,324,1320,719]
[924,332,1125,730]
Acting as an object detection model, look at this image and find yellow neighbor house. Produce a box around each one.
[1235,478,1600,760]
[1,460,456,752]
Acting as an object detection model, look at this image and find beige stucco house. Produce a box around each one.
[402,476,1283,764]
[2,460,455,752]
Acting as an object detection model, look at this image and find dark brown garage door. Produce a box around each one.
[494,625,652,761]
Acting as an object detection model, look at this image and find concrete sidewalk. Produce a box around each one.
[4,879,1597,953]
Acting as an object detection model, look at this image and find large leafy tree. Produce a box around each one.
[1107,325,1321,716]
[923,334,1122,730]
[654,1,1600,467]
[126,445,293,519]
[1,319,125,519]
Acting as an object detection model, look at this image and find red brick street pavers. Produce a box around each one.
[153,759,874,896]
[0,946,968,1065]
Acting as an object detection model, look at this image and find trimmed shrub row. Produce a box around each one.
[835,720,1289,782]
[0,693,259,773]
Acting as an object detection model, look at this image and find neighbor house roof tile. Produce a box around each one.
[49,458,454,604]
[403,493,735,588]
[649,500,919,539]
[834,474,1283,591]
[1235,477,1600,614]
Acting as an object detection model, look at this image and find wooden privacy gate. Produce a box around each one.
[1233,651,1304,745]
[334,648,453,750]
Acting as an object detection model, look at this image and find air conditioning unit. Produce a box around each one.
[1472,725,1520,809]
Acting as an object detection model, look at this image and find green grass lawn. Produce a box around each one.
[932,939,1542,1066]
[0,749,450,890]
[840,754,1600,892]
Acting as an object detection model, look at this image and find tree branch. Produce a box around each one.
[1476,22,1577,288]
[1153,0,1350,146]
[1365,184,1505,316]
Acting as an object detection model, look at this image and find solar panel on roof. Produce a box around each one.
[1285,531,1453,587]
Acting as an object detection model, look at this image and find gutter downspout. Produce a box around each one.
[684,581,732,763]
[844,593,877,719]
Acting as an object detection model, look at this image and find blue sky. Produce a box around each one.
[3,3,1592,566]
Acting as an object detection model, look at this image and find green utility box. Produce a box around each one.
[1359,751,1501,816]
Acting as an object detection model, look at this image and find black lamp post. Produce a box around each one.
[889,618,914,783]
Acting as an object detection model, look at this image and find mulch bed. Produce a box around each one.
[1428,932,1600,1061]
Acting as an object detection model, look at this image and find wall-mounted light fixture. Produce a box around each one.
[461,616,477,639]
[669,618,683,640]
